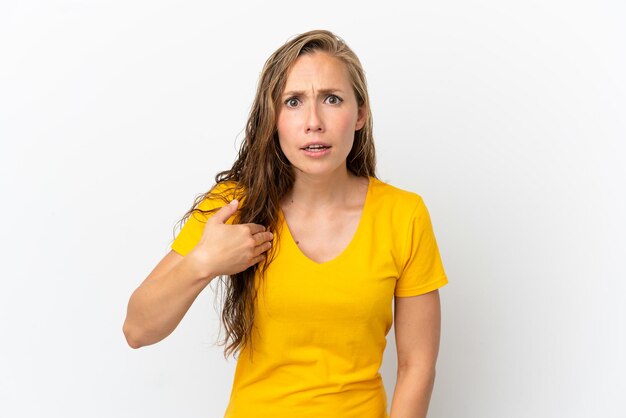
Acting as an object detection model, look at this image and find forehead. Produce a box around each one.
[283,52,351,91]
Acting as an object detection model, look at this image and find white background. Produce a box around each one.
[1,1,624,417]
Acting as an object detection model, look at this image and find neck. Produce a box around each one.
[285,167,356,211]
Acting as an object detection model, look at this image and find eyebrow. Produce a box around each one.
[282,88,344,97]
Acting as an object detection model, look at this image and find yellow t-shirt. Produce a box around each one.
[171,176,448,418]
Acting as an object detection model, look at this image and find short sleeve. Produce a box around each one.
[395,197,448,297]
[171,182,238,257]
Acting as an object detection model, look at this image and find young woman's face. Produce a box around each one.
[276,52,366,179]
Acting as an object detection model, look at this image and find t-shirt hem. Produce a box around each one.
[394,275,448,297]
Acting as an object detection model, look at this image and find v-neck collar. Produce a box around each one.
[278,176,374,269]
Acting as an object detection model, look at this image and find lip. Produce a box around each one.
[300,142,332,149]
[301,147,331,158]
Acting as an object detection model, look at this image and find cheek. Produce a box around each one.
[276,113,294,139]
[334,112,358,135]
[276,124,293,156]
[331,107,356,125]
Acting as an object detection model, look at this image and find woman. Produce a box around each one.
[123,29,448,418]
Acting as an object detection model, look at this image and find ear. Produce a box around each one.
[355,104,367,131]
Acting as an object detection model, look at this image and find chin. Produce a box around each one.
[298,163,348,177]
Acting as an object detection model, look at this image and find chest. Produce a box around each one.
[255,211,400,330]
[280,208,362,264]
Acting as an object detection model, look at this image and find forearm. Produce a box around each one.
[389,366,436,418]
[123,252,216,348]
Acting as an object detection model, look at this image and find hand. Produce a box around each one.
[190,199,273,278]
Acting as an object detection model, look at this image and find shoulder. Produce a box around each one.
[369,177,424,216]
[197,180,245,211]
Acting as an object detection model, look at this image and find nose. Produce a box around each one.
[305,103,324,133]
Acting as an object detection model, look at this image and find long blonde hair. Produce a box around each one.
[174,29,377,361]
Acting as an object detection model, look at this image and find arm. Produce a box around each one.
[390,289,442,418]
[123,199,273,349]
[122,249,216,349]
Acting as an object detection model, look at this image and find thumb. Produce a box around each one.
[210,199,239,224]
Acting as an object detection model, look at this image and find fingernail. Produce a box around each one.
[229,199,238,206]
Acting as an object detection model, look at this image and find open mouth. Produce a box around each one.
[301,145,331,152]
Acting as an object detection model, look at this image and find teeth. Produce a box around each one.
[305,145,328,149]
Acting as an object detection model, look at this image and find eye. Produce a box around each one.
[284,97,300,108]
[325,94,343,105]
